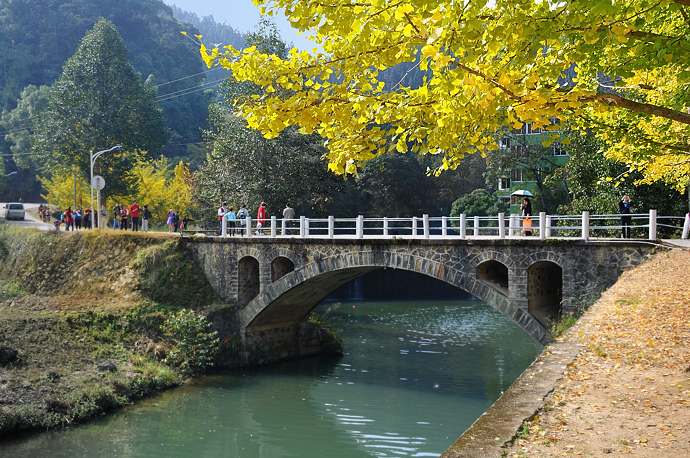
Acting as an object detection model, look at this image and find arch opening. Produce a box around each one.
[527,261,562,327]
[476,260,509,295]
[238,256,260,305]
[272,256,294,282]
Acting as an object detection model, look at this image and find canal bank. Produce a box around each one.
[444,247,690,457]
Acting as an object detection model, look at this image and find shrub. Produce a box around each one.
[161,309,219,375]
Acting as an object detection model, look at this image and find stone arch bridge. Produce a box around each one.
[184,237,654,359]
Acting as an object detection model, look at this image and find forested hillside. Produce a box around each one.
[0,0,246,200]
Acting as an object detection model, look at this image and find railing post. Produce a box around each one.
[357,215,364,239]
[539,212,546,240]
[270,216,276,237]
[510,214,519,237]
[683,212,690,239]
[246,216,252,238]
[581,211,589,240]
[648,209,657,240]
[383,217,389,237]
[300,216,306,238]
[442,216,448,237]
[474,216,480,237]
[281,217,286,235]
[328,216,335,239]
[498,213,505,239]
[545,215,552,238]
[423,214,430,239]
[412,217,418,237]
[305,217,310,237]
[460,214,467,239]
[221,216,227,237]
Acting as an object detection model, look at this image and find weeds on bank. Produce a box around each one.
[161,309,220,375]
[0,280,25,301]
[131,242,214,307]
[551,293,598,339]
[307,312,344,352]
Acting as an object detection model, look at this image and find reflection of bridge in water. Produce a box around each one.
[185,230,660,358]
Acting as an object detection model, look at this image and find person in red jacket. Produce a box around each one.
[256,202,267,235]
[129,201,141,232]
[64,207,74,231]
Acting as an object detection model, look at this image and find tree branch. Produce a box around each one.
[582,92,690,126]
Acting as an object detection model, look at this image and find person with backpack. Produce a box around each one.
[142,205,152,232]
[237,204,249,236]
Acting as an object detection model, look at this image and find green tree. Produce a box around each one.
[0,0,209,157]
[553,131,687,218]
[196,18,340,223]
[450,189,508,218]
[1,85,50,170]
[32,18,168,199]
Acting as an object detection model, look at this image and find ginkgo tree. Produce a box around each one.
[199,0,690,193]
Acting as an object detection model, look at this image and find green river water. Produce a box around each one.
[2,299,542,457]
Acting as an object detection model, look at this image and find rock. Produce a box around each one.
[46,371,60,381]
[0,347,18,365]
[96,361,117,372]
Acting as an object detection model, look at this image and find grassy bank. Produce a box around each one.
[0,225,224,437]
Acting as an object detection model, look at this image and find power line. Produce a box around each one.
[156,66,227,87]
[0,68,230,136]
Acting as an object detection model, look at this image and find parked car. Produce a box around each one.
[4,203,25,220]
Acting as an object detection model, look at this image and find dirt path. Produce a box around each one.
[504,248,690,456]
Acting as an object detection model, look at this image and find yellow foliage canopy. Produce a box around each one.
[40,157,193,223]
[201,0,690,192]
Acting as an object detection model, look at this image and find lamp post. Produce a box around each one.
[90,145,122,229]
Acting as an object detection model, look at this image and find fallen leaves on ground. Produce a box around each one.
[504,249,690,457]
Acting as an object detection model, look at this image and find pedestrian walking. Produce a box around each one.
[74,207,82,230]
[167,208,175,232]
[120,206,128,230]
[521,198,532,236]
[64,207,74,231]
[99,205,108,230]
[619,195,633,238]
[129,201,141,231]
[217,202,227,234]
[113,203,121,230]
[256,202,267,235]
[237,204,249,236]
[224,207,236,235]
[83,207,91,229]
[283,203,295,235]
[142,205,151,232]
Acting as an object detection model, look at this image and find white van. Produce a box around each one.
[4,203,25,220]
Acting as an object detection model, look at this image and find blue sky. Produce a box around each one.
[165,0,313,50]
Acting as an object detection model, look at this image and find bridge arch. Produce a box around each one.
[240,251,547,344]
[238,256,260,305]
[271,256,295,282]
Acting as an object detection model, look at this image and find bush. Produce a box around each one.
[161,309,219,375]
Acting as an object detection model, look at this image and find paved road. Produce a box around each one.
[0,202,53,231]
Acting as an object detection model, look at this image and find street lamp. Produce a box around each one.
[90,145,122,229]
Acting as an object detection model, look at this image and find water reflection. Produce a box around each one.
[1,299,541,457]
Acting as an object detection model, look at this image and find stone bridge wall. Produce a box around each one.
[184,237,655,360]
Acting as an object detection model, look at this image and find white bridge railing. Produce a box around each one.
[217,210,690,241]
